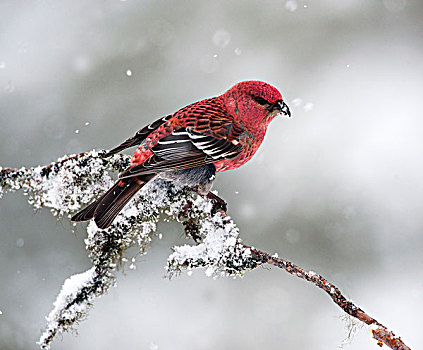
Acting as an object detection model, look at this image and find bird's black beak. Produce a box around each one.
[278,100,291,117]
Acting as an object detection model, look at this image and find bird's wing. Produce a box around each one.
[118,127,243,179]
[103,115,173,157]
[103,98,245,157]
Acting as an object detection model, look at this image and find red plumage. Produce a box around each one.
[71,81,290,229]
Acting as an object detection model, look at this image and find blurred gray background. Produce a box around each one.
[1,0,422,349]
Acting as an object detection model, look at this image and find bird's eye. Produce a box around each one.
[254,96,269,106]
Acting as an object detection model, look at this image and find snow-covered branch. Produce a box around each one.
[0,151,411,350]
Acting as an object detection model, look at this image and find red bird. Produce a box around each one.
[71,81,290,229]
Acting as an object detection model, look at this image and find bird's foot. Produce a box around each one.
[206,191,227,215]
[191,186,228,215]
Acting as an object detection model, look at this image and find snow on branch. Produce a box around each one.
[0,151,411,350]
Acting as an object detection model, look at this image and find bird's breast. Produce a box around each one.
[213,135,263,172]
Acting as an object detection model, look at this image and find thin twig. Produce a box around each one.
[248,246,410,350]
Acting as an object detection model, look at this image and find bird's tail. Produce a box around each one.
[71,175,154,229]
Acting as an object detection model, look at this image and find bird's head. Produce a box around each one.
[222,80,290,132]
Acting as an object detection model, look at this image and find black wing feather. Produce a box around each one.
[104,115,172,157]
[187,128,241,159]
[118,127,242,179]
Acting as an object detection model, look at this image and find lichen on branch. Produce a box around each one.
[0,151,411,350]
[1,151,254,348]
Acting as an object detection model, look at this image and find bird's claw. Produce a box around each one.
[207,192,228,215]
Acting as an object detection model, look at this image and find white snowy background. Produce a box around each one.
[1,1,422,349]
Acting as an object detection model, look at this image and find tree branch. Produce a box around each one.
[247,247,410,350]
[0,151,411,350]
